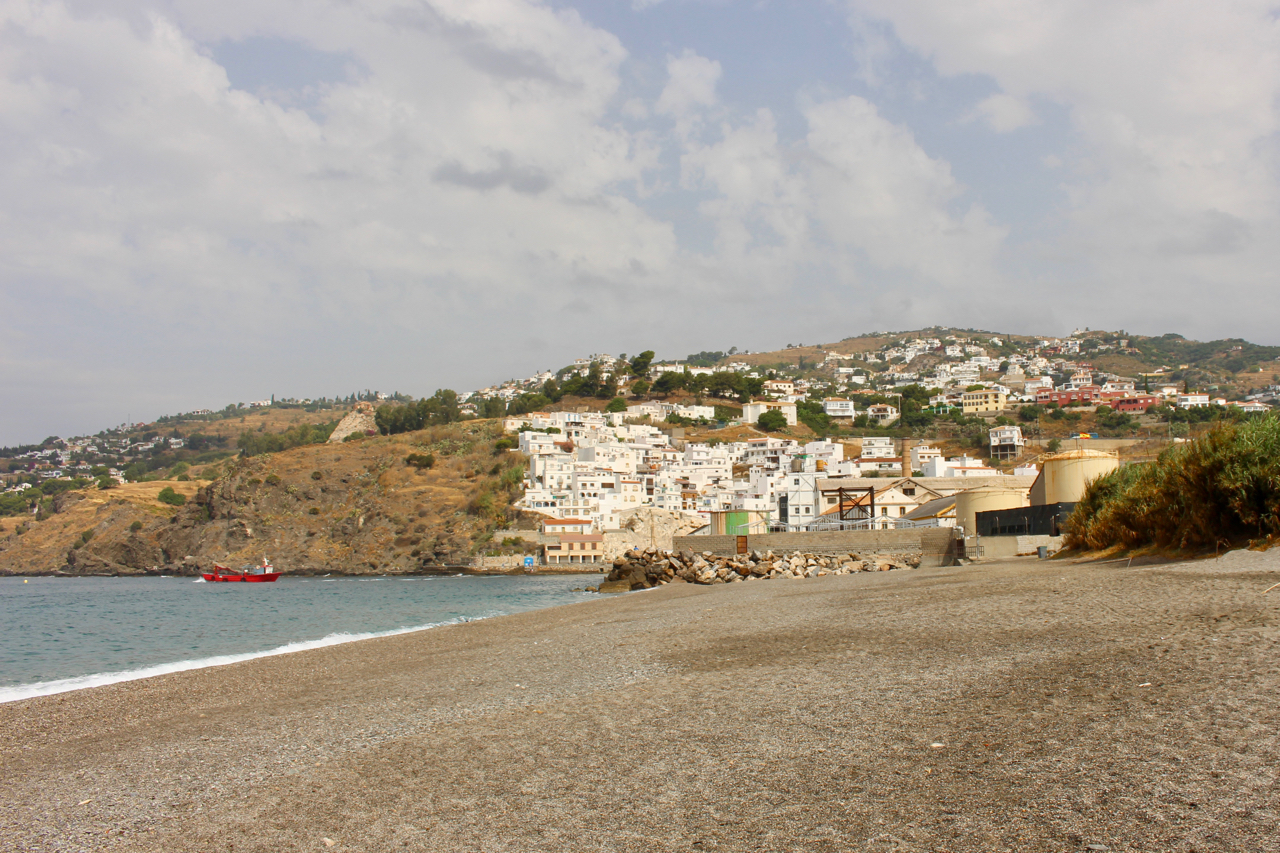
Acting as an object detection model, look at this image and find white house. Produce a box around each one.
[1176,394,1211,409]
[922,455,1001,478]
[909,444,942,471]
[989,425,1025,460]
[822,398,857,419]
[743,400,798,426]
[861,437,896,459]
[866,404,899,425]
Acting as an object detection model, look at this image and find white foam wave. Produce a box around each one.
[0,616,483,705]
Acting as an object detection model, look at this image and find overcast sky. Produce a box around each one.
[3,0,1279,444]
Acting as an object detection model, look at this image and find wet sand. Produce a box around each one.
[2,552,1278,852]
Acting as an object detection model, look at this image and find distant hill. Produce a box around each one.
[0,421,534,576]
[695,327,1280,395]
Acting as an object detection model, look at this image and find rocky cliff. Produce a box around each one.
[328,402,379,443]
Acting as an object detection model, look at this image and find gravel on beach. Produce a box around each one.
[2,551,1279,852]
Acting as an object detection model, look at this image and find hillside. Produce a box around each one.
[0,421,531,576]
[698,327,1280,396]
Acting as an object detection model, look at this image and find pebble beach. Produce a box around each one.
[3,552,1278,852]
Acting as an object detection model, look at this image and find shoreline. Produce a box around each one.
[3,550,1278,852]
[0,613,482,705]
[1,573,608,705]
[0,566,608,578]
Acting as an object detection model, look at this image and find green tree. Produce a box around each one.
[652,371,687,395]
[507,393,550,416]
[629,350,655,377]
[157,487,186,506]
[479,397,507,419]
[630,378,651,398]
[757,410,787,432]
[605,397,628,413]
[796,401,830,433]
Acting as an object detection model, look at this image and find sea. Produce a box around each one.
[0,573,604,704]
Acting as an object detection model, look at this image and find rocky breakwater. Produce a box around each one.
[598,548,921,592]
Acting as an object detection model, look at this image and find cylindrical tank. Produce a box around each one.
[1036,449,1119,504]
[955,485,1030,535]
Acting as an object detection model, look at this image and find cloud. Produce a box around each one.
[845,0,1280,336]
[433,155,552,195]
[6,0,1278,443]
[672,93,1006,304]
[656,48,722,124]
[0,0,683,441]
[967,92,1037,132]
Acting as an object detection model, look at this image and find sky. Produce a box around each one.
[3,0,1280,444]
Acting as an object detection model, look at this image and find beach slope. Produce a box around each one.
[2,553,1278,852]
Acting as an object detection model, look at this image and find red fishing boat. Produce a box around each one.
[202,557,281,583]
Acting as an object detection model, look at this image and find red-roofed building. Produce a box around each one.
[1037,386,1102,406]
[1111,395,1159,413]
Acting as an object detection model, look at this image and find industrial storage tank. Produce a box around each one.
[1030,449,1120,505]
[955,485,1030,535]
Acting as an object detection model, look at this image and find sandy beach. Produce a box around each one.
[2,553,1278,852]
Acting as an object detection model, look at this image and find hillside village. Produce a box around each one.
[467,329,1279,564]
[2,327,1279,573]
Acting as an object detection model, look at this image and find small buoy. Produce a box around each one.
[23,579,28,583]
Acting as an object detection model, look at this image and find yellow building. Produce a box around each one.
[961,389,1007,414]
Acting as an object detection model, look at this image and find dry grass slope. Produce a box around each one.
[0,420,529,575]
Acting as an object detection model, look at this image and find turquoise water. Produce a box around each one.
[0,573,603,703]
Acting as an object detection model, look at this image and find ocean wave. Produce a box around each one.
[0,616,487,705]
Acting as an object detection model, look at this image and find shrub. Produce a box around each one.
[247,478,262,487]
[130,520,143,532]
[605,397,627,413]
[494,438,515,452]
[157,487,186,506]
[498,465,526,489]
[757,410,787,432]
[1047,438,1062,452]
[264,474,281,486]
[467,489,496,517]
[176,474,190,481]
[309,507,320,515]
[311,471,323,480]
[406,453,435,470]
[1065,415,1280,552]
